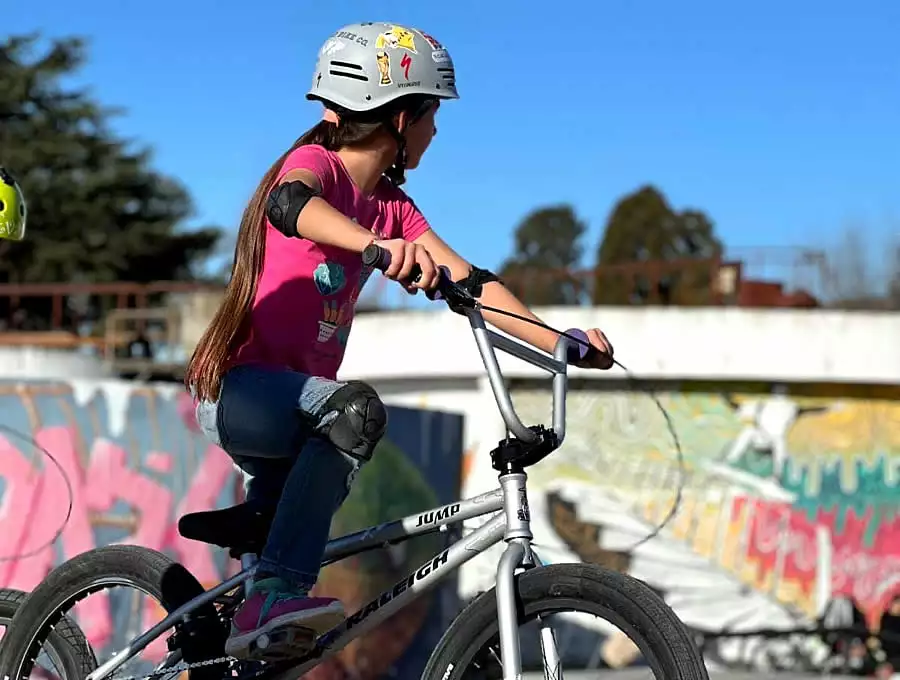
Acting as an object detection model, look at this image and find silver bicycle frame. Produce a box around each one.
[85,305,577,680]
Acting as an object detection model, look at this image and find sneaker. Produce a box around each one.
[225,577,345,660]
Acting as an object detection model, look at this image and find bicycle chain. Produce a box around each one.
[107,655,234,680]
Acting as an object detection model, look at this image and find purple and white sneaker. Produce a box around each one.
[225,577,345,660]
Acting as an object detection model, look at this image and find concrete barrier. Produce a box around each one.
[2,305,897,675]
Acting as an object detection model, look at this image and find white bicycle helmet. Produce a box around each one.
[307,22,459,112]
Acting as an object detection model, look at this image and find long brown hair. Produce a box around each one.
[185,95,435,401]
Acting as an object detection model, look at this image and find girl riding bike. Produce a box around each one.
[185,21,615,661]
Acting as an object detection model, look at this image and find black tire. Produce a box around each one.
[422,563,709,680]
[0,546,228,680]
[0,588,96,679]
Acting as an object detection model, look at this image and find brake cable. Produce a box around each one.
[472,302,686,551]
[0,423,75,561]
[364,241,687,552]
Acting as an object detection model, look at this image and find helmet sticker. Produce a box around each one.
[375,26,417,54]
[321,38,347,56]
[400,53,412,80]
[376,51,392,86]
[419,31,443,50]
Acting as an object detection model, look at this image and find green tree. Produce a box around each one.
[498,205,587,306]
[0,35,220,327]
[594,185,722,305]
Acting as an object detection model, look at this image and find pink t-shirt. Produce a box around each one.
[231,145,431,379]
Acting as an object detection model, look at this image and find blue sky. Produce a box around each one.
[6,0,899,278]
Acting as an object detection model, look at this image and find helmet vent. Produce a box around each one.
[329,69,369,82]
[329,60,368,82]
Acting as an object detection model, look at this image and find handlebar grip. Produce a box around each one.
[361,244,423,283]
[360,243,445,300]
[563,328,599,365]
[361,243,391,271]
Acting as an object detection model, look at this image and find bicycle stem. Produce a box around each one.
[464,308,572,445]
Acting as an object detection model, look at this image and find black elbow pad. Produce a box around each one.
[266,180,320,238]
[455,266,501,298]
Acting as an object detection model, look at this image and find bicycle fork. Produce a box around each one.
[496,472,562,680]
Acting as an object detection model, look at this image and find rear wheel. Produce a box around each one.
[422,562,709,679]
[0,587,95,680]
[0,546,229,680]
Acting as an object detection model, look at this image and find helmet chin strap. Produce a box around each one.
[319,98,436,187]
[383,122,408,186]
[382,98,436,186]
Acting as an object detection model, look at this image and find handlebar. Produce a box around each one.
[361,243,465,306]
[361,243,595,446]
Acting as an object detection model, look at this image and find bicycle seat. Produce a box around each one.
[178,502,275,558]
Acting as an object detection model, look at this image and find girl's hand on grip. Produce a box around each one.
[376,239,439,293]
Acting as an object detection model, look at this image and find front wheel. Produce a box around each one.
[422,562,708,679]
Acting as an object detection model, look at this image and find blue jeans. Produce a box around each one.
[195,364,362,590]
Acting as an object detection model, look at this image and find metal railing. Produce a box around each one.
[0,248,894,351]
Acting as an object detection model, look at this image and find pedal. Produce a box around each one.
[245,626,316,661]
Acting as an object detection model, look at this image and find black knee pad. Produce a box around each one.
[320,381,387,462]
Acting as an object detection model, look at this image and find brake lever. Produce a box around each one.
[438,275,480,314]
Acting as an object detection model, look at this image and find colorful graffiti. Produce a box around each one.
[480,383,900,667]
[0,380,463,679]
[0,382,235,591]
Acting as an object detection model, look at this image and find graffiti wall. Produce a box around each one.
[0,379,463,679]
[460,381,900,669]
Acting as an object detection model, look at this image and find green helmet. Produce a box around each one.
[0,167,26,241]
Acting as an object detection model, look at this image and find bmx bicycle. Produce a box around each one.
[0,244,708,680]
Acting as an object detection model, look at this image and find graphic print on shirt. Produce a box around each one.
[318,299,352,343]
[313,261,347,296]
